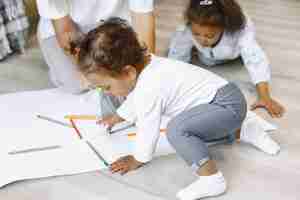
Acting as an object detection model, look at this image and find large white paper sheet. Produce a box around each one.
[0,89,104,187]
[0,89,175,188]
[0,89,277,188]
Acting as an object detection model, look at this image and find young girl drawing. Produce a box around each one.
[168,0,285,118]
[72,18,278,200]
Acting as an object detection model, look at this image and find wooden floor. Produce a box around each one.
[0,0,300,199]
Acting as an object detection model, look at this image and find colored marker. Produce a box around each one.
[86,141,110,167]
[37,115,72,128]
[69,119,83,139]
[128,129,166,139]
[68,117,109,167]
[110,123,135,134]
[64,115,97,120]
[9,145,61,155]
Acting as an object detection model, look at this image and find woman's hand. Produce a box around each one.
[251,97,285,118]
[52,16,83,52]
[110,155,144,175]
[97,114,124,129]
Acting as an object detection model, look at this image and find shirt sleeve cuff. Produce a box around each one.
[37,0,69,19]
[49,12,69,20]
[38,10,68,20]
[117,108,135,123]
[133,152,152,163]
[253,76,271,85]
[129,0,154,13]
[251,66,271,85]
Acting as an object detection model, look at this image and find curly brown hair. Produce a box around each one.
[185,0,246,34]
[70,17,148,76]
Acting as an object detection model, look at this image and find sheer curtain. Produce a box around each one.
[0,0,29,61]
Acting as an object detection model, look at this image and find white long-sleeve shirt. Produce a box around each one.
[168,17,271,85]
[36,0,154,40]
[117,56,228,163]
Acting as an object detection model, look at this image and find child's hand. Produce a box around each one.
[110,155,144,175]
[97,114,124,129]
[251,97,285,118]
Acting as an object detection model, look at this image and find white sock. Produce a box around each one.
[176,171,227,200]
[240,117,280,155]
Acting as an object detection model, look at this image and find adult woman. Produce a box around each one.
[36,0,156,94]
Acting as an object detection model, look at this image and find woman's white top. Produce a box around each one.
[37,0,154,40]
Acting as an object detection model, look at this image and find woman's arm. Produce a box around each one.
[36,0,81,52]
[52,15,83,53]
[51,15,90,89]
[129,0,155,53]
[131,11,156,53]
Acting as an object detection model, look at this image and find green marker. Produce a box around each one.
[86,141,110,167]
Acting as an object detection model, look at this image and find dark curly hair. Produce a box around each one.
[70,17,148,76]
[185,0,246,34]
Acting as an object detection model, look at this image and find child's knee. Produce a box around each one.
[166,120,184,143]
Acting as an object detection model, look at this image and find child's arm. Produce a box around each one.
[132,91,162,164]
[110,155,144,175]
[110,89,163,174]
[239,20,285,118]
[168,25,195,63]
[116,92,137,123]
[98,92,137,130]
[97,114,125,129]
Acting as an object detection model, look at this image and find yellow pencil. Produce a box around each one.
[64,115,98,120]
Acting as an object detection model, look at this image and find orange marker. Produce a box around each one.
[127,129,166,139]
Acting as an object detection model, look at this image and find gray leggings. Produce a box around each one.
[166,83,247,170]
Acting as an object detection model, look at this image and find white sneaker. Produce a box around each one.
[176,171,227,200]
[240,117,280,155]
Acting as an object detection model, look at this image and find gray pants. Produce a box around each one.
[166,83,247,170]
[38,35,83,94]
